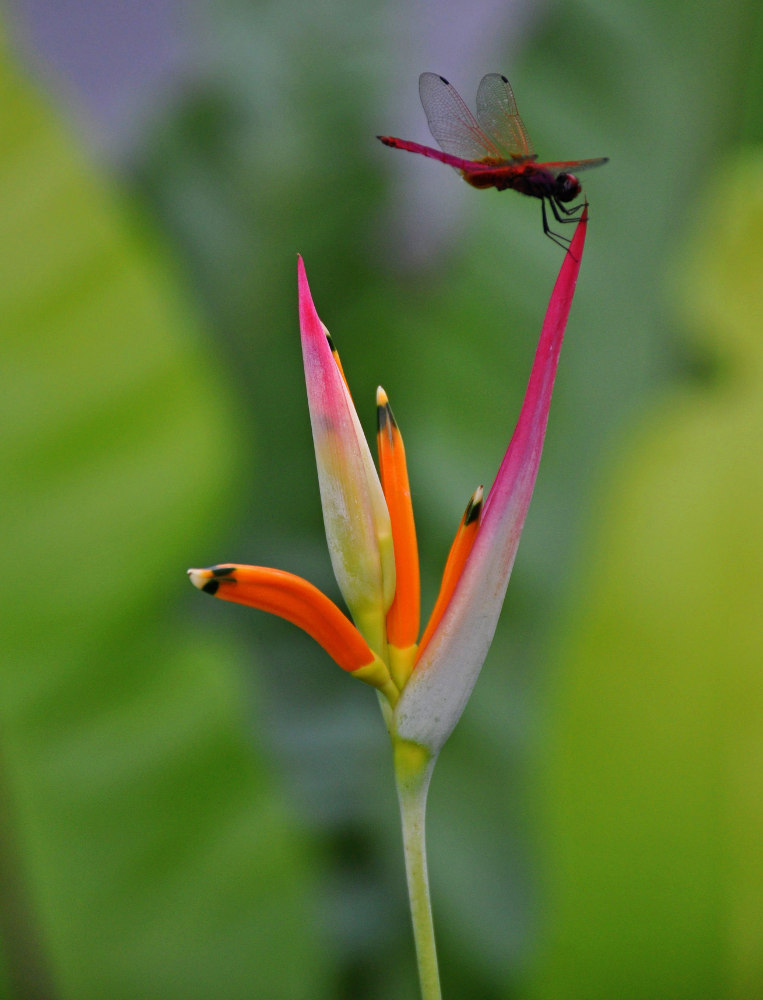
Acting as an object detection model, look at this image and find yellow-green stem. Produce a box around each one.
[394,739,441,1000]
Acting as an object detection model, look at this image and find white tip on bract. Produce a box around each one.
[187,568,208,590]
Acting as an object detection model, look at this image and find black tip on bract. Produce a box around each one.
[377,396,398,439]
[464,486,484,525]
[188,565,236,596]
[211,565,237,578]
[203,565,237,592]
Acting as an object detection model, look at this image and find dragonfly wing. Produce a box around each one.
[542,157,610,175]
[475,73,535,160]
[418,72,504,162]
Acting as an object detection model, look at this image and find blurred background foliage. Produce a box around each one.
[1,0,762,997]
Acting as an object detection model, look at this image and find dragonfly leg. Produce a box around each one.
[541,199,573,251]
[549,198,584,223]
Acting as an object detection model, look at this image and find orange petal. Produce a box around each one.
[376,387,420,650]
[189,563,377,674]
[417,485,483,659]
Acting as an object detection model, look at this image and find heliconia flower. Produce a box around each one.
[188,211,587,755]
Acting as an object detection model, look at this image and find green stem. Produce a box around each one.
[394,739,441,1000]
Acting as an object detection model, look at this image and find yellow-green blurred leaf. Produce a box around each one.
[0,22,328,1000]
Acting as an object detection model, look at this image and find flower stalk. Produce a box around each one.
[394,740,440,1000]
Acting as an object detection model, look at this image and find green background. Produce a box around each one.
[1,1,762,997]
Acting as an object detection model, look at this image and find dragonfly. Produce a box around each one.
[378,72,608,249]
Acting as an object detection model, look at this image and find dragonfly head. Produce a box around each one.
[554,173,581,203]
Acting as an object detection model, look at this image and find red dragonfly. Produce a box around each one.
[378,73,608,249]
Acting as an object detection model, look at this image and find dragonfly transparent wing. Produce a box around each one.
[418,72,505,162]
[475,73,535,161]
[543,157,610,175]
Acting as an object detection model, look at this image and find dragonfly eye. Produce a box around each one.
[555,173,581,202]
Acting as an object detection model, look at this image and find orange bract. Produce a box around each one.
[376,388,420,651]
[188,564,375,673]
[417,486,483,658]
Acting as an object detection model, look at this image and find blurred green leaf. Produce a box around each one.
[526,151,763,999]
[0,22,329,1000]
